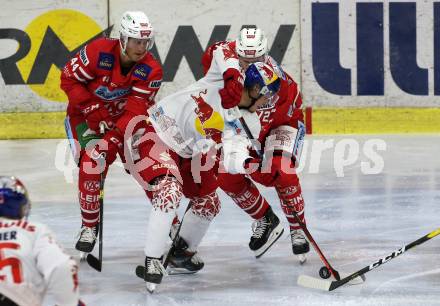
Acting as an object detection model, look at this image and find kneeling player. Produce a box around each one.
[0,176,82,306]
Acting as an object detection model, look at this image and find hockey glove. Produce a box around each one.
[219,68,243,109]
[82,129,123,173]
[81,99,114,134]
[246,154,296,187]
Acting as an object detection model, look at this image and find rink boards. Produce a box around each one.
[1,0,440,137]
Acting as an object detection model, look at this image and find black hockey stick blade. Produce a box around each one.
[86,253,102,272]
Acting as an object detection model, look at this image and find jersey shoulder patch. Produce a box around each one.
[97,52,114,70]
[133,63,152,80]
[149,79,162,88]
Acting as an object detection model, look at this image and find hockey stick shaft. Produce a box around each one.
[238,115,341,279]
[326,227,440,290]
[98,169,104,265]
[162,201,193,269]
[97,124,106,269]
[291,212,341,279]
[86,123,106,271]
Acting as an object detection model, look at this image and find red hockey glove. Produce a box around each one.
[83,129,123,173]
[219,68,243,109]
[81,99,114,134]
[246,154,296,187]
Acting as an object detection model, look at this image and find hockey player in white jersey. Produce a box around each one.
[135,62,280,292]
[0,176,82,306]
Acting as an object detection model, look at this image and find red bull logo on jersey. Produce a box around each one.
[192,89,224,143]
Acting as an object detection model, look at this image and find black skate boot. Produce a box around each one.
[291,229,310,264]
[167,237,204,275]
[144,256,166,293]
[249,207,284,258]
[76,224,98,254]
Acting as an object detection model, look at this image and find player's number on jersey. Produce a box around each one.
[259,110,272,123]
[71,57,79,72]
[0,242,23,284]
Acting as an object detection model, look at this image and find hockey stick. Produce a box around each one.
[86,124,106,272]
[239,114,363,283]
[298,227,440,291]
[163,203,193,269]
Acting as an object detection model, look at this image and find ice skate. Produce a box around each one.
[143,256,167,293]
[167,237,204,275]
[249,207,284,258]
[76,224,98,254]
[291,229,309,264]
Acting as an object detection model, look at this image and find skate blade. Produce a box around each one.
[79,251,88,261]
[146,282,157,293]
[254,226,284,258]
[167,267,198,275]
[297,254,307,265]
[339,272,365,285]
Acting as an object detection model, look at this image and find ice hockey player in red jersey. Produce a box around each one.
[61,11,162,255]
[200,27,310,262]
[0,176,83,306]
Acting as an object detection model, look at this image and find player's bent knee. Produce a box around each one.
[149,176,184,212]
[190,191,221,221]
[218,172,249,194]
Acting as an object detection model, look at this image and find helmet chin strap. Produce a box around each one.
[119,34,128,56]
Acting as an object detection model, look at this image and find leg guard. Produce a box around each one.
[144,176,184,258]
[219,173,269,220]
[179,191,220,251]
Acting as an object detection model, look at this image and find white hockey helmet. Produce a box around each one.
[119,11,154,53]
[236,27,268,58]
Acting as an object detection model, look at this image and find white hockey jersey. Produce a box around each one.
[0,217,79,306]
[148,43,260,159]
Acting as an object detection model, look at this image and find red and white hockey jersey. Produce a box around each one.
[61,37,163,133]
[0,218,79,306]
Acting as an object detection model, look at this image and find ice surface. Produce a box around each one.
[1,135,439,306]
